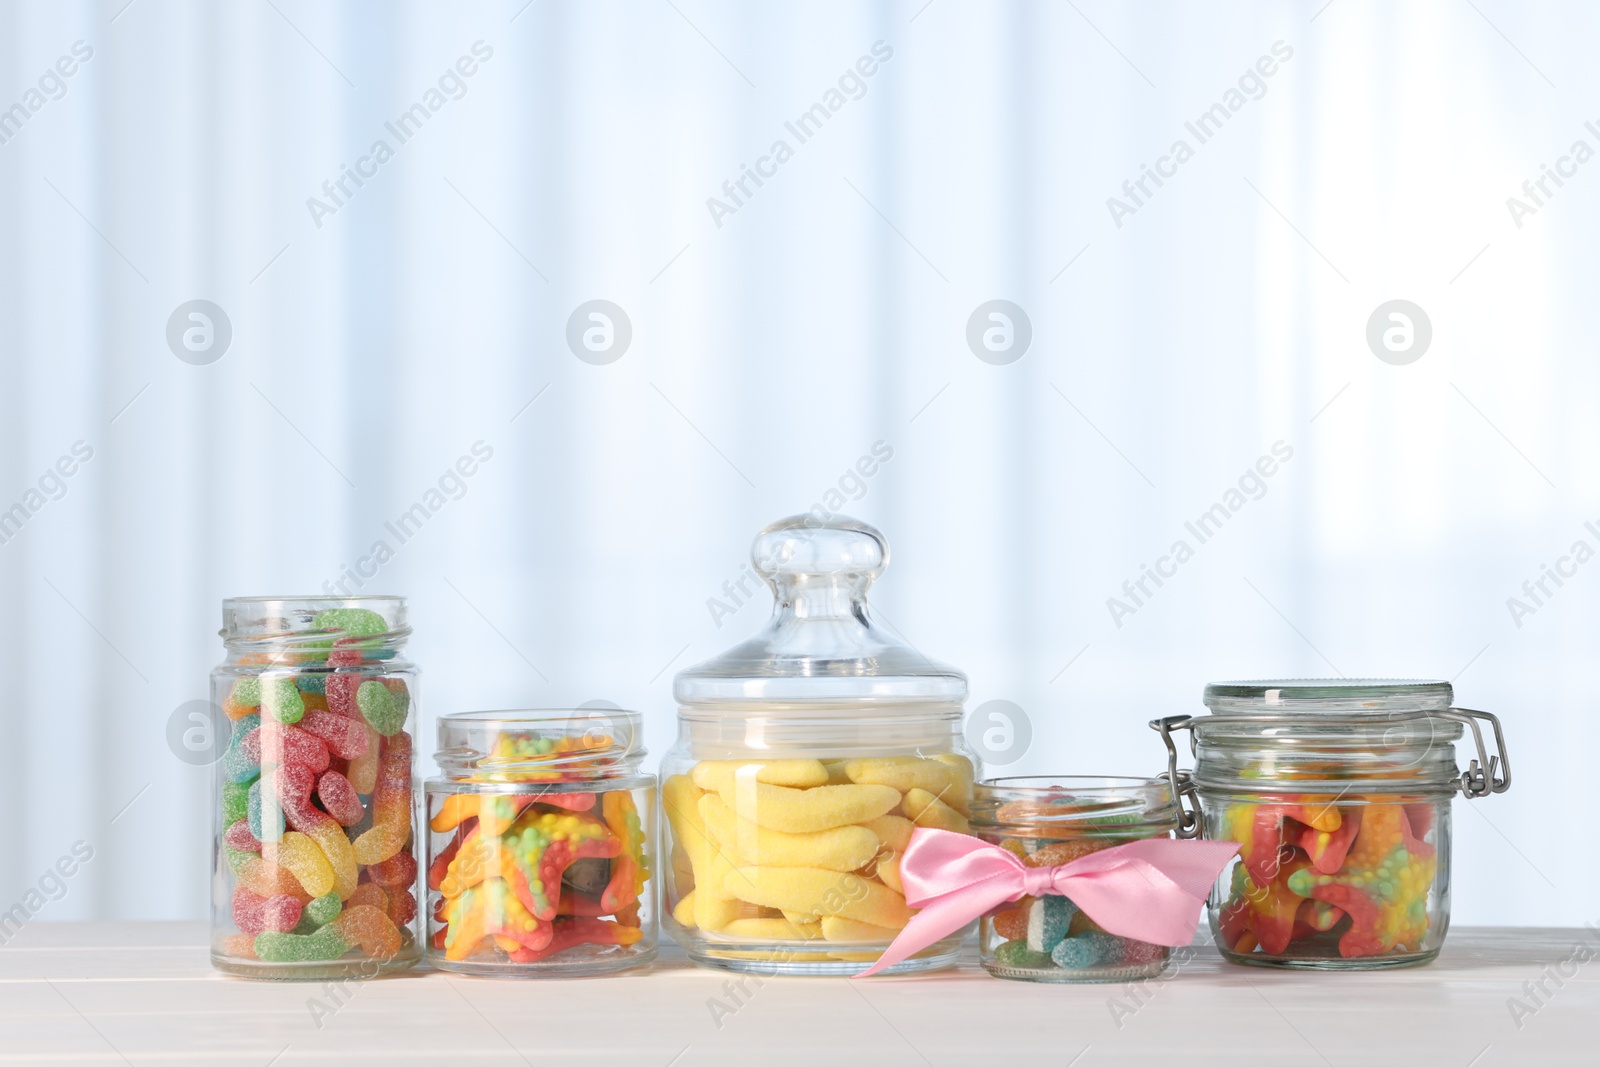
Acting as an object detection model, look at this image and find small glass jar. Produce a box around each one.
[424,709,657,976]
[1153,679,1512,970]
[973,776,1179,982]
[211,596,421,979]
[662,515,980,976]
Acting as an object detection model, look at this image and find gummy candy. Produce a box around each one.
[1050,931,1122,969]
[247,775,285,843]
[232,885,303,935]
[316,770,364,826]
[243,722,330,776]
[222,780,250,825]
[346,724,381,794]
[356,679,407,736]
[298,709,369,761]
[325,672,362,719]
[1026,894,1076,954]
[352,731,412,865]
[224,819,261,853]
[260,677,305,724]
[366,851,417,888]
[994,939,1054,969]
[264,831,336,899]
[305,892,342,926]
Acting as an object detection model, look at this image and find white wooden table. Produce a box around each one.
[0,924,1593,1065]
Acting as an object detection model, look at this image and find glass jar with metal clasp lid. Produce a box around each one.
[1150,679,1511,969]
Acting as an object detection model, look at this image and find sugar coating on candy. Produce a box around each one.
[231,677,262,707]
[223,780,251,826]
[352,732,412,865]
[246,723,330,775]
[994,901,1031,941]
[711,779,901,834]
[699,793,879,872]
[860,815,915,853]
[296,672,328,695]
[265,831,337,899]
[255,923,348,963]
[258,894,304,933]
[1026,894,1077,954]
[903,788,970,834]
[724,867,913,929]
[325,673,362,717]
[356,680,407,736]
[316,770,365,827]
[843,757,955,799]
[224,819,261,854]
[1118,938,1168,966]
[248,776,286,843]
[692,759,831,791]
[385,886,417,928]
[314,607,389,638]
[1050,930,1123,970]
[994,938,1054,969]
[331,903,402,958]
[305,892,342,926]
[819,915,896,942]
[299,709,369,761]
[303,819,360,900]
[260,677,305,724]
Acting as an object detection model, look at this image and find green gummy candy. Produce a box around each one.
[313,608,389,637]
[357,680,406,736]
[261,677,304,724]
[994,938,1054,969]
[221,843,254,876]
[304,893,342,927]
[222,780,250,825]
[254,923,349,963]
[230,676,262,707]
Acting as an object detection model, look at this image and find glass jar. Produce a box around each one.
[211,596,421,979]
[424,708,657,976]
[662,515,980,976]
[973,776,1179,982]
[1153,679,1512,970]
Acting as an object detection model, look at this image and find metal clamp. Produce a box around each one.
[1437,707,1512,798]
[1150,715,1203,838]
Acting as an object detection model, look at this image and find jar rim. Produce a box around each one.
[1203,678,1452,714]
[434,707,645,779]
[973,775,1179,832]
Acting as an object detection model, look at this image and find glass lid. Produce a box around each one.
[1203,678,1454,716]
[673,515,968,709]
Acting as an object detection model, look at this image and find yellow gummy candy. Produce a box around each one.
[932,754,975,816]
[722,917,824,940]
[715,780,901,834]
[782,909,819,924]
[302,819,359,899]
[875,851,904,895]
[692,759,831,791]
[844,757,955,798]
[264,831,335,899]
[903,788,969,834]
[823,760,852,784]
[821,914,903,942]
[860,814,915,852]
[723,866,915,929]
[672,890,697,927]
[700,794,880,872]
[664,775,751,932]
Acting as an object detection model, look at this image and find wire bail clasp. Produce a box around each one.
[1150,714,1202,838]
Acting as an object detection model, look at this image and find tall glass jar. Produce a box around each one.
[972,776,1179,982]
[424,709,657,976]
[211,596,421,979]
[1153,679,1512,970]
[662,515,980,976]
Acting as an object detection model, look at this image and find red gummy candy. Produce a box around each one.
[224,819,262,853]
[386,886,417,927]
[367,851,417,889]
[232,885,303,934]
[429,822,473,891]
[317,770,365,826]
[299,709,370,760]
[325,672,363,717]
[244,723,330,775]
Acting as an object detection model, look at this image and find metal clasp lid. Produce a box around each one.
[1149,714,1202,838]
[1437,707,1512,799]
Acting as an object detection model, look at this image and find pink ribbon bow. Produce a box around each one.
[856,828,1240,977]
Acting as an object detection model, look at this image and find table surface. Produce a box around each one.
[1,923,1595,1065]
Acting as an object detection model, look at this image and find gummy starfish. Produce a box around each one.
[440,807,621,920]
[1286,802,1435,958]
[440,878,555,961]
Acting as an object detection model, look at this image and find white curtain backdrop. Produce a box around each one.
[0,0,1591,927]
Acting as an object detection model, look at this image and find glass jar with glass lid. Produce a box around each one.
[661,515,981,975]
[1152,679,1512,969]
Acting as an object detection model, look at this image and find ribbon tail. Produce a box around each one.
[854,881,1009,979]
